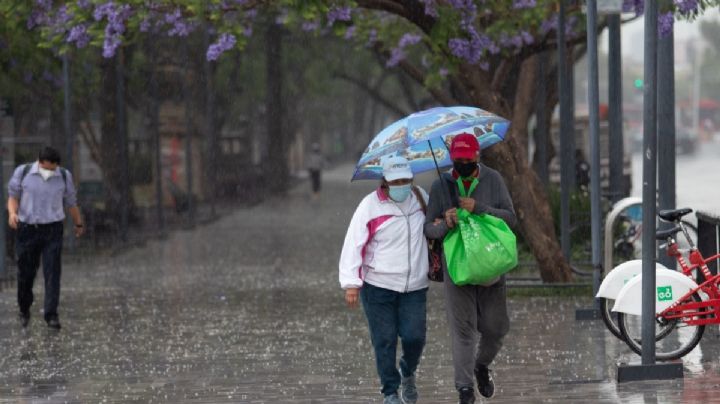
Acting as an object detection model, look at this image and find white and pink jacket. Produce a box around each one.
[339,186,430,293]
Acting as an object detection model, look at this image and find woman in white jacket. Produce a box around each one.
[339,156,429,404]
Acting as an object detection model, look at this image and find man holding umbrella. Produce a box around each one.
[424,133,516,404]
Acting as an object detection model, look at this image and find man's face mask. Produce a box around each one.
[39,167,54,181]
[453,161,477,178]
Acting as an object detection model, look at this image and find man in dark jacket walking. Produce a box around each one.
[7,146,84,329]
[424,133,516,404]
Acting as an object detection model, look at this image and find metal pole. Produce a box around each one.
[116,52,129,242]
[557,0,572,259]
[183,43,195,226]
[535,51,549,186]
[642,0,659,365]
[0,112,5,278]
[62,54,76,250]
[658,25,676,270]
[608,14,624,203]
[586,0,602,307]
[62,54,73,173]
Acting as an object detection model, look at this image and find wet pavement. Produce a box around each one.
[2,162,720,403]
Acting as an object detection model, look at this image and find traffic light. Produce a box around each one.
[634,78,644,90]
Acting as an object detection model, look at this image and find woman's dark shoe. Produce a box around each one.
[458,387,475,404]
[46,317,61,330]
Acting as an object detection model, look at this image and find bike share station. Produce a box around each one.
[570,0,720,384]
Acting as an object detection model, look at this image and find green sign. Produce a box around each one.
[657,286,673,302]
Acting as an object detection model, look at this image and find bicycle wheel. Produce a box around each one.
[599,297,623,340]
[617,293,706,361]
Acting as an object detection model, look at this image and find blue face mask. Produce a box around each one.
[388,184,412,202]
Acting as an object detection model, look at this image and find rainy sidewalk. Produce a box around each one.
[1,163,720,403]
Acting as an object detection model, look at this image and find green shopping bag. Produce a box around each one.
[443,178,518,286]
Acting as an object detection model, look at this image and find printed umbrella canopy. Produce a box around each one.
[352,106,510,181]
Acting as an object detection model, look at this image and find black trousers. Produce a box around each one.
[16,221,64,320]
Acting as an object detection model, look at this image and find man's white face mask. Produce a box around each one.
[39,167,55,181]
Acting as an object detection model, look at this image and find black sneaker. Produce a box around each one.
[46,317,61,330]
[475,365,495,398]
[19,312,30,328]
[458,387,475,404]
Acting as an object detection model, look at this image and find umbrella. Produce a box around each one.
[352,106,510,181]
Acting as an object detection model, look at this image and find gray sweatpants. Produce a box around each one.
[443,273,510,390]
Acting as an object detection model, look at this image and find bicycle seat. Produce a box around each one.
[656,225,682,240]
[658,208,693,222]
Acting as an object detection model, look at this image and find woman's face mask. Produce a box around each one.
[388,184,412,202]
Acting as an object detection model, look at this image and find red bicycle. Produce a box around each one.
[616,208,720,360]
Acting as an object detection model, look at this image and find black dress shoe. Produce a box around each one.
[19,312,30,328]
[46,317,61,330]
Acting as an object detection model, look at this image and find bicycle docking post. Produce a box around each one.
[617,361,683,383]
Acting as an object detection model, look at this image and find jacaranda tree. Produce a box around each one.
[19,0,719,281]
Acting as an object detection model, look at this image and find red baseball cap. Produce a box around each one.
[449,133,480,160]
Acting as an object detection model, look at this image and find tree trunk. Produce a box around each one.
[99,54,131,228]
[264,22,287,192]
[470,57,574,282]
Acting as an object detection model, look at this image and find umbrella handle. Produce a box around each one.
[428,140,453,210]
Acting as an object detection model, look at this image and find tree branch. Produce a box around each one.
[334,71,410,118]
[357,0,435,34]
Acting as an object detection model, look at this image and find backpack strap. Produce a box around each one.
[20,163,68,187]
[412,186,426,214]
[20,163,31,182]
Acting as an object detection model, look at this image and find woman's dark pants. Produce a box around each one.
[360,282,427,397]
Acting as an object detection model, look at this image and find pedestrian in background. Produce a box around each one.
[339,156,429,404]
[306,142,324,199]
[7,146,84,330]
[424,133,516,404]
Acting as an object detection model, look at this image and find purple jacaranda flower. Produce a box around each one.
[387,47,405,67]
[658,12,674,37]
[521,30,534,45]
[67,24,90,48]
[439,67,449,77]
[302,20,320,32]
[513,0,536,9]
[24,72,34,84]
[94,1,115,22]
[622,0,644,15]
[206,33,236,61]
[327,6,352,26]
[344,26,356,39]
[102,34,121,58]
[399,33,422,47]
[449,38,470,60]
[76,0,91,9]
[420,0,439,17]
[243,26,252,37]
[510,34,524,48]
[540,14,558,35]
[366,29,378,47]
[479,61,490,71]
[387,33,423,66]
[674,0,699,14]
[139,17,152,32]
